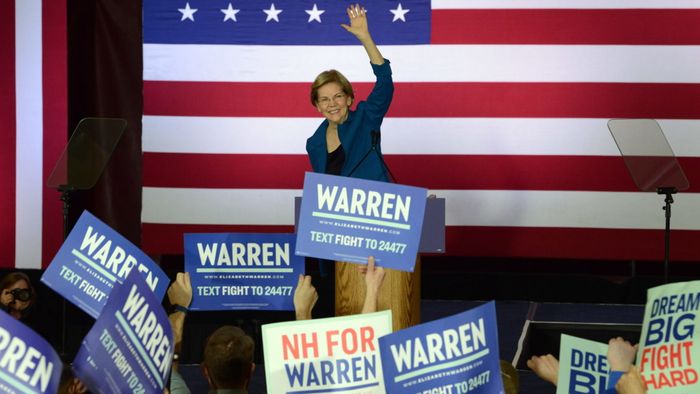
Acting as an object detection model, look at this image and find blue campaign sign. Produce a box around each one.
[379,301,504,394]
[73,270,173,394]
[185,233,304,311]
[296,172,428,272]
[41,210,169,319]
[0,310,63,394]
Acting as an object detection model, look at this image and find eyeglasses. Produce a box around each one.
[317,92,347,107]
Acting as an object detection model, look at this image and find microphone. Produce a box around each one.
[348,129,397,183]
[371,130,379,147]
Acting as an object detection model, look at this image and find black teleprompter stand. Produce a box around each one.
[658,186,677,284]
[608,119,689,284]
[47,118,126,357]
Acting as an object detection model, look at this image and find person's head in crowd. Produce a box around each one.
[0,271,36,320]
[202,325,255,391]
[500,360,520,394]
[57,364,88,394]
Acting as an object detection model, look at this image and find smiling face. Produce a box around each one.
[315,82,353,126]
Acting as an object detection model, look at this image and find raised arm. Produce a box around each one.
[615,366,648,394]
[294,274,318,320]
[341,4,384,65]
[167,272,193,393]
[526,354,559,387]
[608,337,637,372]
[605,337,639,393]
[360,256,385,313]
[167,272,192,372]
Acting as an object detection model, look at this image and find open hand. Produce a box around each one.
[527,354,559,386]
[341,4,370,41]
[607,337,638,372]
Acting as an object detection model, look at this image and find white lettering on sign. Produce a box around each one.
[197,242,290,267]
[316,184,411,223]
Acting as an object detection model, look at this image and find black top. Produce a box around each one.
[325,145,345,176]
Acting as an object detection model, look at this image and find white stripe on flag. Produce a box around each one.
[143,44,700,83]
[15,0,43,269]
[142,187,700,230]
[142,116,700,157]
[142,188,300,225]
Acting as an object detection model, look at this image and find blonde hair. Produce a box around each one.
[310,69,354,106]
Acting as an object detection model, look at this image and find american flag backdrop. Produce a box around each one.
[1,0,66,269]
[142,0,700,261]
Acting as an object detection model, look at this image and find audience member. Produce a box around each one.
[167,272,193,393]
[526,353,559,387]
[57,364,88,394]
[615,366,648,394]
[358,256,385,313]
[166,255,385,393]
[294,255,386,319]
[499,360,520,394]
[0,271,36,320]
[293,274,318,320]
[527,336,642,393]
[201,325,255,393]
[606,337,638,391]
[167,272,255,393]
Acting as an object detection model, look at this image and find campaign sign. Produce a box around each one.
[184,233,304,311]
[262,310,392,393]
[0,310,62,394]
[73,270,173,394]
[296,172,427,272]
[637,280,700,393]
[379,301,503,394]
[41,210,169,319]
[556,334,610,394]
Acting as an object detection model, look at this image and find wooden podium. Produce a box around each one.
[295,197,444,332]
[335,257,421,331]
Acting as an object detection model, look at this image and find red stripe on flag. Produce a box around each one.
[141,223,700,261]
[41,0,67,267]
[143,153,310,189]
[432,9,700,45]
[0,1,16,268]
[144,81,700,119]
[143,153,700,192]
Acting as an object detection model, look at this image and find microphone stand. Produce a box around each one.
[347,130,397,183]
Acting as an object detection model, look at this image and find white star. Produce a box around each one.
[305,4,325,23]
[390,3,410,22]
[221,3,240,22]
[178,2,197,22]
[263,3,283,22]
